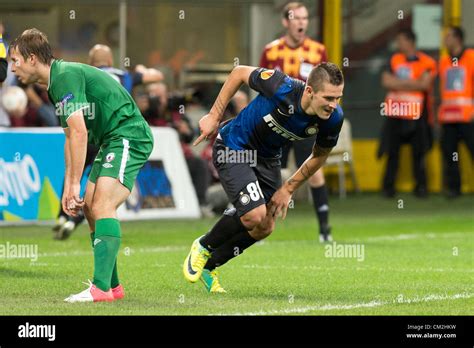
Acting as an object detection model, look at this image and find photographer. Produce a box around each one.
[145,82,213,217]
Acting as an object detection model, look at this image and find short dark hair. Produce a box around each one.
[9,28,54,65]
[449,26,464,43]
[282,2,307,19]
[307,62,344,91]
[397,28,417,43]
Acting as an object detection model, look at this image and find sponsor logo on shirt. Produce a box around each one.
[263,114,305,141]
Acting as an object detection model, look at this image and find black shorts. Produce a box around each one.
[281,136,315,168]
[213,139,281,217]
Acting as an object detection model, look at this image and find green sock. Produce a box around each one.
[111,258,120,289]
[93,218,121,292]
[91,231,120,288]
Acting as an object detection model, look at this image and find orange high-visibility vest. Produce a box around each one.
[438,48,474,123]
[384,52,436,120]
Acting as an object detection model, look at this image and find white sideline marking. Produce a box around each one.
[364,232,468,242]
[254,232,469,245]
[215,292,473,316]
[36,245,185,258]
[240,264,474,273]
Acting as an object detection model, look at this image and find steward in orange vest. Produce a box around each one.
[383,51,436,120]
[439,26,474,198]
[378,28,437,198]
[439,40,474,123]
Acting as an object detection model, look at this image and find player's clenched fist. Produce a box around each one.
[62,183,84,217]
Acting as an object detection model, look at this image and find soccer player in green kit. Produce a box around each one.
[9,28,154,302]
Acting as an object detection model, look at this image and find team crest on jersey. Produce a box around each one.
[260,70,275,80]
[106,152,115,162]
[305,125,318,136]
[239,193,251,205]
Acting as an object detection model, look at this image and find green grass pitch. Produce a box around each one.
[0,194,472,315]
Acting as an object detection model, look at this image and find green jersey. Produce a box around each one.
[47,59,143,145]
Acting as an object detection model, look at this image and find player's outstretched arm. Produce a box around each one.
[194,65,257,145]
[269,144,332,219]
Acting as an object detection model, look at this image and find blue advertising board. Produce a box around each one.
[0,128,65,221]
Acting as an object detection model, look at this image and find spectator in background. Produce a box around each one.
[438,26,474,198]
[0,22,58,127]
[145,82,213,217]
[88,44,163,93]
[25,85,58,126]
[379,28,437,198]
[6,84,58,127]
[260,1,333,243]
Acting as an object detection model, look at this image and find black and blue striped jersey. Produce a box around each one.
[219,68,344,159]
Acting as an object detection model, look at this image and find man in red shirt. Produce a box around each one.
[260,2,332,242]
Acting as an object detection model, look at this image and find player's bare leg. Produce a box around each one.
[65,177,129,302]
[83,180,96,232]
[248,208,276,240]
[309,168,325,187]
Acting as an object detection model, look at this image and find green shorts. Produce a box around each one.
[89,119,154,191]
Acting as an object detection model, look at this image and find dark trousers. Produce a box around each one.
[186,156,210,205]
[383,119,428,192]
[441,122,474,193]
